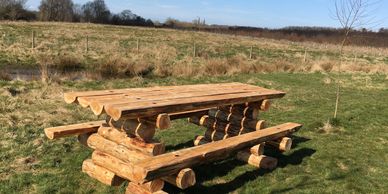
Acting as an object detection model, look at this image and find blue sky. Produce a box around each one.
[26,0,388,29]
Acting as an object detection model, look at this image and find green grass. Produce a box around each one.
[0,73,387,193]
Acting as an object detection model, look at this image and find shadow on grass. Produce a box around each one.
[165,140,195,152]
[164,147,316,194]
[289,135,311,148]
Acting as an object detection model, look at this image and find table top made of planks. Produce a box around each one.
[64,82,285,120]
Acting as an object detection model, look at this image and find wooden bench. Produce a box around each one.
[45,83,302,194]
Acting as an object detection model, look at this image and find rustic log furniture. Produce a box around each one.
[45,83,302,194]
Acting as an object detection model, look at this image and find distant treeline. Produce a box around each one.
[161,19,388,48]
[1,0,388,47]
[200,26,388,48]
[0,0,154,26]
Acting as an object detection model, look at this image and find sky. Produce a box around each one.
[26,0,388,29]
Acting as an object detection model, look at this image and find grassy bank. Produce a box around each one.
[1,22,388,80]
[0,73,387,193]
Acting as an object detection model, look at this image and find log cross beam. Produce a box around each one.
[131,122,302,183]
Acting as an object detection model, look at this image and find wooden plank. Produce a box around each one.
[90,85,268,116]
[82,84,259,110]
[44,120,105,140]
[106,90,285,120]
[64,83,249,104]
[131,122,302,183]
[78,94,125,108]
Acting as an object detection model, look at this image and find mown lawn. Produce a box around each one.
[0,72,387,193]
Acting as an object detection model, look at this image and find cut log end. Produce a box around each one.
[165,168,196,190]
[63,93,77,104]
[77,97,91,108]
[255,120,267,130]
[90,102,105,115]
[250,143,265,156]
[133,122,156,142]
[260,100,271,111]
[155,113,171,129]
[199,115,209,126]
[105,105,122,121]
[266,137,292,152]
[279,137,292,152]
[193,135,210,146]
[44,129,55,140]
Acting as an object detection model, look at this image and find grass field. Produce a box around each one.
[0,72,387,193]
[1,22,388,80]
[0,22,387,193]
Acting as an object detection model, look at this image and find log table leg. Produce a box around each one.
[98,125,165,156]
[237,151,278,170]
[82,159,125,186]
[106,116,156,142]
[163,168,196,190]
[266,137,293,152]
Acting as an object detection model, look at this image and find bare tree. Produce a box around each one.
[39,0,74,22]
[81,0,110,23]
[0,0,27,20]
[332,0,379,119]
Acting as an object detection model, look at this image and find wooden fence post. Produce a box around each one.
[137,39,140,53]
[193,42,196,58]
[31,31,35,49]
[353,54,357,63]
[85,36,89,53]
[2,33,5,44]
[303,50,307,62]
[249,46,253,59]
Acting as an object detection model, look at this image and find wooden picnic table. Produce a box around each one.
[45,82,302,194]
[64,82,286,120]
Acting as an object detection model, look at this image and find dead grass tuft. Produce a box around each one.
[203,58,229,75]
[0,71,12,81]
[318,120,333,134]
[53,53,84,73]
[98,55,153,78]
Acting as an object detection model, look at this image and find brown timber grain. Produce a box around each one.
[131,122,302,183]
[44,120,105,140]
[236,151,278,169]
[98,125,165,156]
[82,159,125,186]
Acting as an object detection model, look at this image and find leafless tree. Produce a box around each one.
[0,0,27,20]
[39,0,74,22]
[332,0,380,119]
[81,0,110,23]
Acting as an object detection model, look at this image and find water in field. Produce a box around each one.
[1,67,41,81]
[0,66,90,81]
